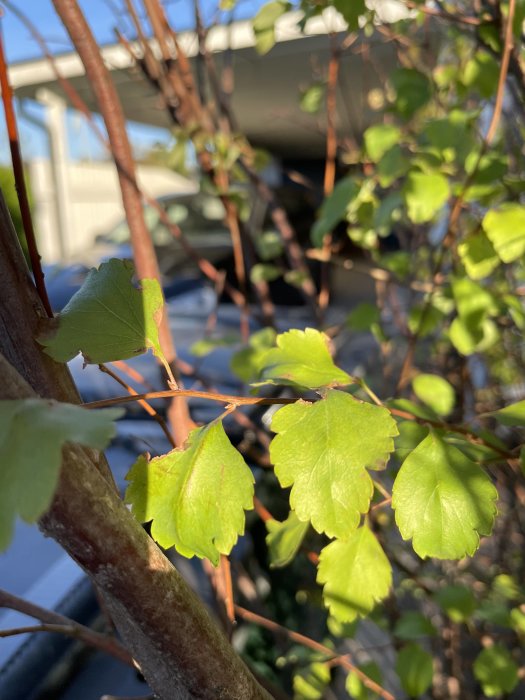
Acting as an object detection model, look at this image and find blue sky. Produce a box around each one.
[0,0,269,162]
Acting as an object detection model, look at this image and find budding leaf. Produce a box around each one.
[0,400,122,551]
[270,390,398,538]
[392,432,498,559]
[125,421,254,565]
[257,328,353,390]
[39,259,165,364]
[265,510,309,568]
[317,525,392,622]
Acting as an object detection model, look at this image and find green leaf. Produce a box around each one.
[449,316,498,355]
[346,302,381,332]
[0,400,122,551]
[191,333,239,358]
[463,51,500,98]
[435,585,476,622]
[255,229,284,260]
[346,661,382,699]
[293,661,330,700]
[270,391,398,538]
[300,83,325,114]
[39,259,165,365]
[394,612,436,641]
[458,230,500,280]
[473,645,519,697]
[377,145,409,187]
[230,327,277,383]
[394,421,429,462]
[311,177,359,246]
[317,525,392,622]
[483,204,525,263]
[412,373,455,417]
[265,511,309,568]
[403,171,450,224]
[364,124,402,163]
[257,328,353,390]
[333,0,366,29]
[125,421,254,565]
[252,1,290,54]
[449,276,499,355]
[250,263,282,283]
[395,644,433,697]
[391,68,432,119]
[490,399,525,427]
[392,432,498,559]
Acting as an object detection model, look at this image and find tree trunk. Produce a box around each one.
[0,191,270,699]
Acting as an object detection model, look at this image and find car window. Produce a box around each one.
[103,195,228,247]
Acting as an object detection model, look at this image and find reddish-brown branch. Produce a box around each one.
[0,588,133,667]
[319,36,343,316]
[51,0,196,446]
[0,31,52,317]
[98,363,176,448]
[84,388,298,410]
[235,605,395,700]
[253,497,274,523]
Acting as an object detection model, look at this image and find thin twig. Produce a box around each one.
[404,0,483,26]
[0,26,52,317]
[0,588,133,667]
[98,363,176,447]
[235,605,395,700]
[84,389,297,410]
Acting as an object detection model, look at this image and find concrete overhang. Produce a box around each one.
[9,4,413,158]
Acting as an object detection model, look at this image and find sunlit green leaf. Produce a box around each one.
[300,83,325,113]
[317,525,392,622]
[253,1,290,54]
[490,399,525,427]
[39,259,165,365]
[293,661,330,699]
[364,124,402,163]
[392,432,498,559]
[257,328,353,390]
[125,421,254,565]
[403,171,450,223]
[346,661,382,699]
[270,391,397,538]
[458,231,500,280]
[266,511,309,568]
[483,204,525,263]
[0,400,122,550]
[412,373,455,417]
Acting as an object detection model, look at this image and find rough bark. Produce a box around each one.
[0,190,271,699]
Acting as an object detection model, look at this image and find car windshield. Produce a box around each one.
[104,193,227,246]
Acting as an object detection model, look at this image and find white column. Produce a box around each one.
[36,88,73,261]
